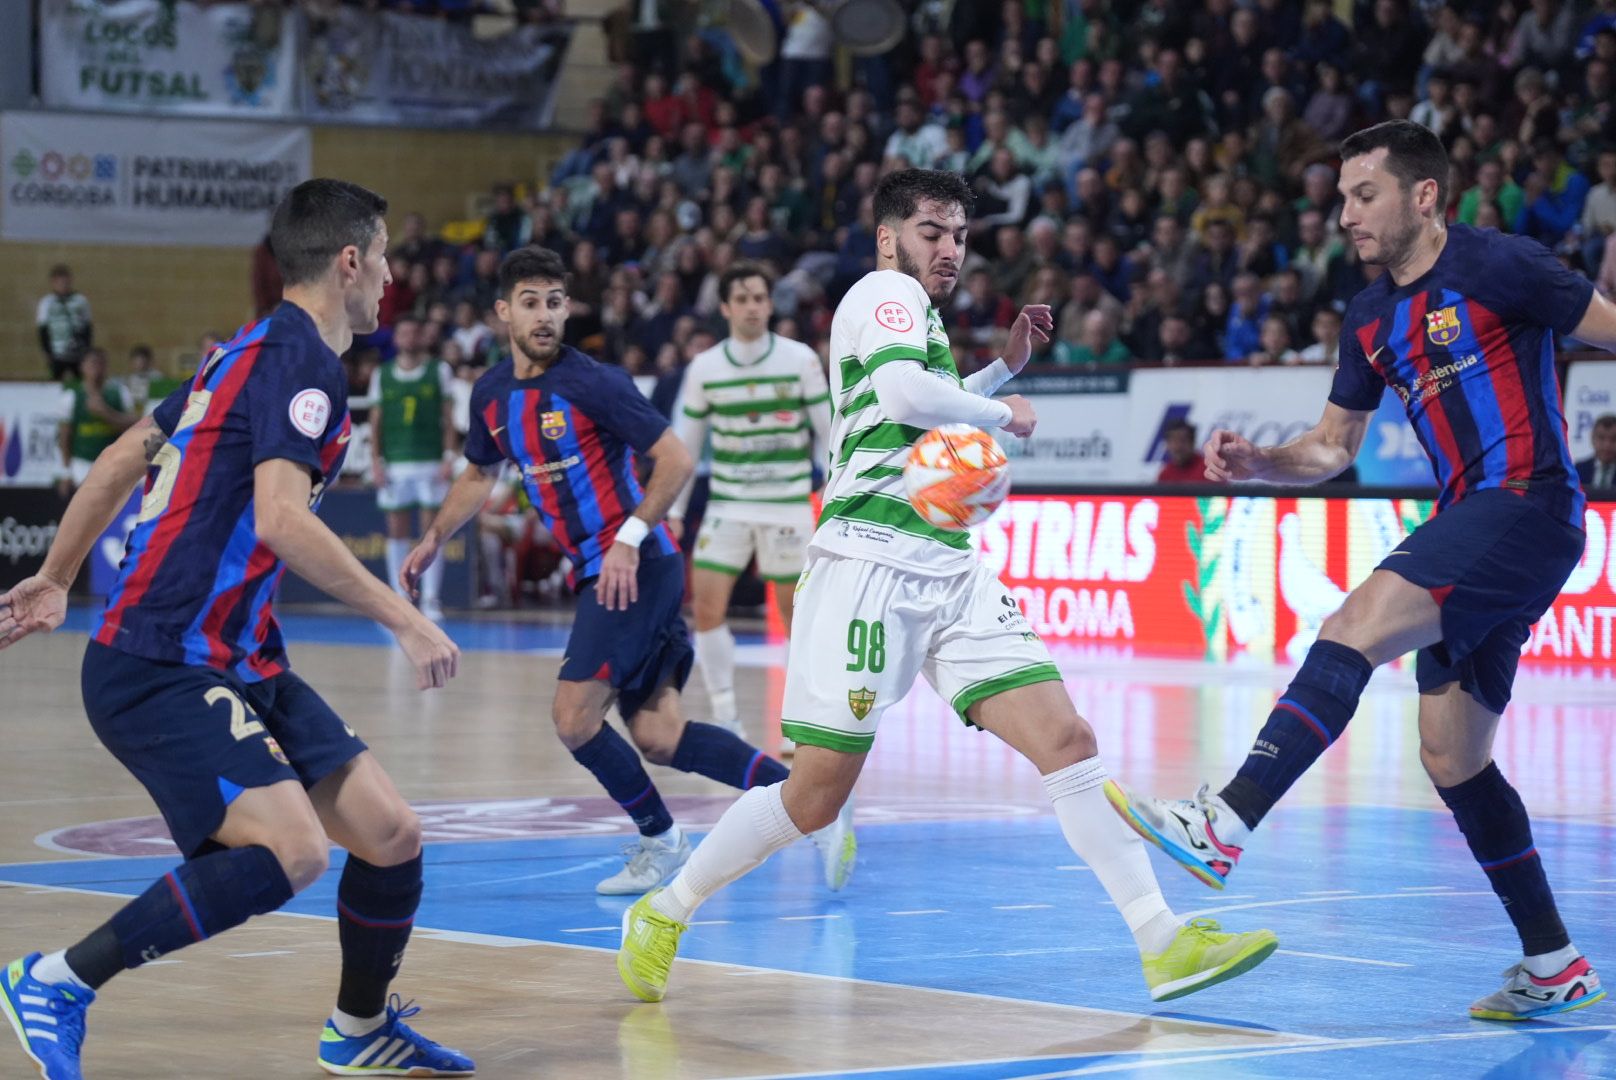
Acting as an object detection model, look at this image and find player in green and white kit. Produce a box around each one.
[620,169,1281,1006]
[371,315,456,620]
[59,348,136,493]
[670,262,832,735]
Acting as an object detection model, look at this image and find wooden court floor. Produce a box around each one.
[2,614,1615,1078]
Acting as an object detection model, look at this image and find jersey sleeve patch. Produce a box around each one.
[288,388,332,438]
[874,301,914,333]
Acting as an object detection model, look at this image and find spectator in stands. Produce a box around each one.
[1157,420,1211,484]
[483,184,533,254]
[37,264,92,382]
[1224,272,1271,361]
[1248,313,1302,366]
[59,347,134,495]
[1056,310,1130,366]
[1298,307,1344,365]
[450,300,494,365]
[1509,0,1579,72]
[1517,138,1592,245]
[1577,414,1616,489]
[1189,218,1241,293]
[1458,157,1525,228]
[1303,61,1354,143]
[1580,148,1616,275]
[1157,314,1198,364]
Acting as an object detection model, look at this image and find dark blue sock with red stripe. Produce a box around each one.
[337,853,423,1018]
[1438,762,1570,955]
[72,844,293,989]
[672,722,789,790]
[1219,640,1372,830]
[570,723,675,837]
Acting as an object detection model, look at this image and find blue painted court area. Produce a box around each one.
[4,807,1613,1078]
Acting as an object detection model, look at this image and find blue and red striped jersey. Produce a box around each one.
[94,302,351,682]
[464,347,678,589]
[1331,225,1595,525]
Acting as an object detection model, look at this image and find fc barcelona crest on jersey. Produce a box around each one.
[848,687,876,721]
[540,410,567,440]
[1425,305,1462,346]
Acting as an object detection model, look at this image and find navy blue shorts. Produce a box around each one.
[1376,490,1584,714]
[561,553,693,719]
[82,641,367,859]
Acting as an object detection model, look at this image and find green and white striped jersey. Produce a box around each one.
[673,332,832,524]
[815,269,977,574]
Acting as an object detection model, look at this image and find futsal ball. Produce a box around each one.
[903,424,1011,530]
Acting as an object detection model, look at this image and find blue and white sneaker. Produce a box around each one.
[1,953,92,1080]
[317,995,474,1076]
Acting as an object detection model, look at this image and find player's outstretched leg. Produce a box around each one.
[619,747,862,1002]
[1417,683,1605,1021]
[310,756,473,1076]
[4,785,320,1080]
[975,681,1278,1001]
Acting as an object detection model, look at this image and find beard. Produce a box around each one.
[1362,202,1424,268]
[895,240,955,304]
[513,331,561,366]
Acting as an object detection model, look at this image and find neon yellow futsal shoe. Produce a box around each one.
[617,889,687,1003]
[1142,918,1278,1002]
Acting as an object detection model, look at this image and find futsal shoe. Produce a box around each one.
[597,830,692,895]
[1142,919,1279,1002]
[618,889,688,1003]
[808,797,857,892]
[1,953,92,1080]
[1105,780,1241,890]
[317,995,474,1076]
[1469,957,1606,1021]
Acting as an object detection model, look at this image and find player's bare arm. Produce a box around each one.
[0,416,158,649]
[255,457,459,689]
[998,305,1054,375]
[1206,402,1371,484]
[1571,289,1616,351]
[598,429,692,612]
[401,461,501,596]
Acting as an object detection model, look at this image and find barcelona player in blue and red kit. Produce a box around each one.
[403,246,852,896]
[0,180,472,1079]
[1108,122,1616,1020]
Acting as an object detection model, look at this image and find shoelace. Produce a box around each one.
[1181,917,1226,942]
[384,995,442,1057]
[632,909,682,969]
[46,992,87,1056]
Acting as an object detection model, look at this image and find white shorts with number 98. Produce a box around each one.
[780,553,1064,753]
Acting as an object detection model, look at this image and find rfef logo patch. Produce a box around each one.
[540,410,567,439]
[1425,305,1461,346]
[875,301,913,333]
[288,389,331,438]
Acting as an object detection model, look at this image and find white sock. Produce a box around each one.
[651,783,802,922]
[29,950,91,991]
[644,823,685,849]
[330,1006,386,1038]
[694,626,737,722]
[421,547,444,605]
[385,539,411,599]
[1044,759,1181,956]
[1523,942,1582,978]
[1205,793,1251,849]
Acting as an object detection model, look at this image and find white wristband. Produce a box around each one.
[614,516,650,548]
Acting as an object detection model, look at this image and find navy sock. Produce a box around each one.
[570,724,675,836]
[671,721,789,789]
[1220,640,1372,830]
[337,853,423,1018]
[68,844,293,990]
[1438,762,1570,956]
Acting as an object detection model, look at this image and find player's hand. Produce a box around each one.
[1002,306,1054,374]
[399,536,439,599]
[395,614,459,690]
[666,517,684,542]
[0,574,70,651]
[1204,429,1266,482]
[598,541,640,611]
[1000,394,1037,438]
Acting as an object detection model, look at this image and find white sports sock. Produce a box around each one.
[1523,942,1582,978]
[1044,759,1181,956]
[644,823,684,849]
[652,783,802,922]
[29,950,91,991]
[1205,793,1251,849]
[694,626,737,722]
[421,545,445,604]
[384,538,411,599]
[330,1007,386,1038]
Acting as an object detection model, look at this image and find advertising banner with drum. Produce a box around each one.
[301,10,572,129]
[39,0,297,118]
[0,111,309,246]
[975,493,1616,669]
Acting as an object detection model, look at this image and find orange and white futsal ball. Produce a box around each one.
[903,424,1011,530]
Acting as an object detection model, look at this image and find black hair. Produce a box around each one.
[872,168,975,228]
[269,179,388,286]
[499,245,569,300]
[719,260,773,304]
[1164,419,1197,440]
[1339,119,1451,212]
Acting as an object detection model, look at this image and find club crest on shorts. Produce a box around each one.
[1425,305,1461,346]
[848,687,876,721]
[263,736,290,766]
[540,410,568,439]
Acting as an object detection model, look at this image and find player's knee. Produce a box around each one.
[551,704,604,750]
[781,777,847,833]
[1419,742,1487,789]
[629,722,681,766]
[362,803,423,866]
[268,828,330,892]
